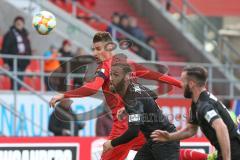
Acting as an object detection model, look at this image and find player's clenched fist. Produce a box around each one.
[103,140,113,153]
[49,94,64,108]
[150,130,171,142]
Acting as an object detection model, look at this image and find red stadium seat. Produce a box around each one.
[20,60,45,91]
[77,0,96,9]
[0,76,11,90]
[76,6,91,19]
[26,60,41,72]
[0,57,4,67]
[65,2,73,13]
[20,76,44,91]
[50,0,66,10]
[88,21,108,31]
[0,57,11,90]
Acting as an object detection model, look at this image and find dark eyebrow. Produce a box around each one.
[111,70,119,74]
[95,46,102,49]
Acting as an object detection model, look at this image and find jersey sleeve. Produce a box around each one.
[64,76,104,98]
[111,125,140,147]
[128,60,182,88]
[199,104,220,125]
[126,99,144,126]
[189,105,198,125]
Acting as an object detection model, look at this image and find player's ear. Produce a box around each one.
[189,80,195,88]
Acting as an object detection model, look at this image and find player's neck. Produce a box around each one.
[192,87,206,103]
[104,52,112,60]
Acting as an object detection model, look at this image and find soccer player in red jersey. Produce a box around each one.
[49,32,182,160]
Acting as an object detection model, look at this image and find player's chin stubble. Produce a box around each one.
[109,79,125,94]
[184,84,193,98]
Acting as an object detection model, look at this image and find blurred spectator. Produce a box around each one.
[106,12,121,35]
[131,43,143,57]
[222,99,237,124]
[128,17,146,41]
[166,0,172,11]
[119,15,130,33]
[75,47,87,56]
[59,39,73,73]
[111,12,121,27]
[135,36,156,60]
[145,36,159,61]
[44,45,61,90]
[44,45,61,72]
[59,40,73,57]
[49,98,85,136]
[146,36,157,48]
[96,112,113,136]
[58,40,73,91]
[2,16,32,89]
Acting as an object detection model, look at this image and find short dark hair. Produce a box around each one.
[112,63,132,75]
[112,53,127,65]
[93,32,112,43]
[183,66,208,87]
[14,16,25,24]
[112,12,120,17]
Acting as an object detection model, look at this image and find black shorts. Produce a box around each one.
[134,140,180,160]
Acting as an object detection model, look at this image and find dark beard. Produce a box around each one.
[109,78,125,94]
[184,84,192,98]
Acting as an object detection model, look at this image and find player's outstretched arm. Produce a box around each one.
[49,77,104,107]
[129,61,182,88]
[103,125,140,152]
[151,123,198,142]
[211,118,231,160]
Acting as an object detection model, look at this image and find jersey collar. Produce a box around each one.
[197,90,209,103]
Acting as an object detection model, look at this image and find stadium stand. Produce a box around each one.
[49,0,186,76]
[172,0,240,16]
[0,2,239,160]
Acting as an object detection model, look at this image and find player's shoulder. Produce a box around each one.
[125,83,154,106]
[197,101,216,117]
[96,59,111,76]
[130,83,149,97]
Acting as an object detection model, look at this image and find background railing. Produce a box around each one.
[0,57,76,136]
[157,0,240,64]
[0,54,240,99]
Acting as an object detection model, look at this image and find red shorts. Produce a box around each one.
[101,120,145,160]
